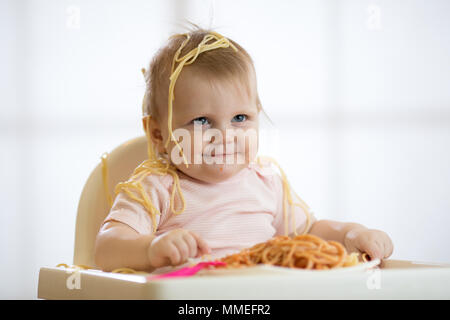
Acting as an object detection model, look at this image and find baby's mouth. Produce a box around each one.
[209,150,236,157]
[203,145,239,157]
[201,149,246,165]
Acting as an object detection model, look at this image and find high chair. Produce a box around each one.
[37,135,450,299]
[73,135,148,268]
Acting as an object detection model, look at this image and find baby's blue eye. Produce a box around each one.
[192,117,210,126]
[232,114,247,123]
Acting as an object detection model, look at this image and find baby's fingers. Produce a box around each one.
[167,243,182,266]
[183,233,198,258]
[173,238,191,264]
[191,232,211,256]
[384,241,394,259]
[382,234,394,259]
[361,240,384,261]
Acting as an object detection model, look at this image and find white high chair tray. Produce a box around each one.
[38,259,450,299]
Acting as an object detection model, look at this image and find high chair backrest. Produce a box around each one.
[73,136,148,267]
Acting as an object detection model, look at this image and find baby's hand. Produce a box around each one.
[344,228,393,261]
[147,228,211,268]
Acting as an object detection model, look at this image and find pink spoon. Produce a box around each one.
[146,261,226,281]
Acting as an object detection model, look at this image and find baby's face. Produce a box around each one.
[156,69,259,184]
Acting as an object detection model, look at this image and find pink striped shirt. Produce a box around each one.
[102,161,315,270]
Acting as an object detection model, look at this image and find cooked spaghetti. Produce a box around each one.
[217,234,362,270]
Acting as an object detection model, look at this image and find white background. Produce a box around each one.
[1,0,449,299]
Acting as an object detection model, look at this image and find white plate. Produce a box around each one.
[197,259,381,277]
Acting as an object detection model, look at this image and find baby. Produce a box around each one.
[94,28,393,273]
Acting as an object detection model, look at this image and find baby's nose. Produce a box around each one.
[216,126,237,145]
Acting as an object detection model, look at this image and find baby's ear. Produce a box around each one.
[144,117,166,154]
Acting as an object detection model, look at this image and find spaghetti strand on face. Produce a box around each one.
[165,32,238,165]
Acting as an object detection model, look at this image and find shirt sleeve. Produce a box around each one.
[270,170,316,236]
[101,173,171,234]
